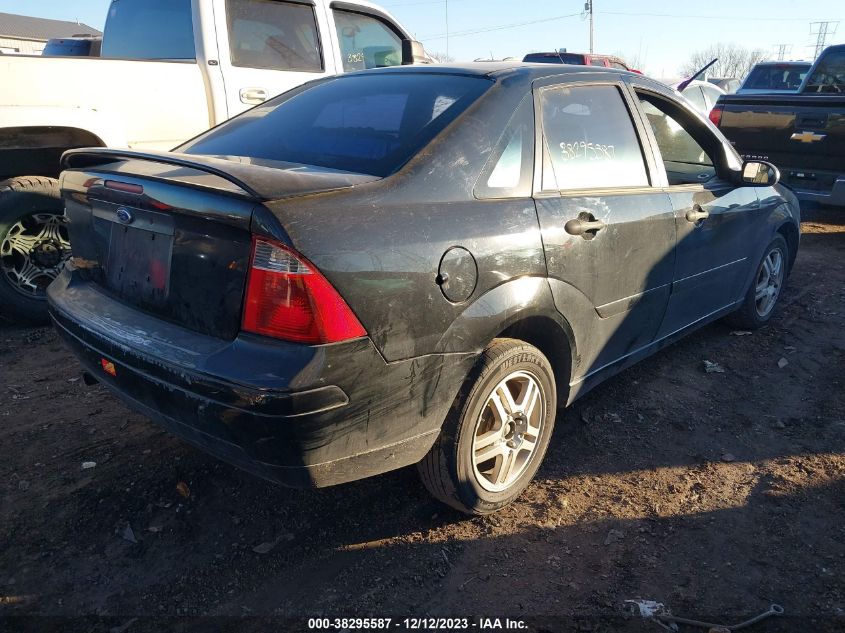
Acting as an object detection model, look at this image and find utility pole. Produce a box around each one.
[810,21,839,59]
[774,44,791,61]
[445,0,449,61]
[583,1,594,53]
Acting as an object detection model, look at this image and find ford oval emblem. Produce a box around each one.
[116,207,134,225]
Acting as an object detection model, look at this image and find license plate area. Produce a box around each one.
[103,206,174,307]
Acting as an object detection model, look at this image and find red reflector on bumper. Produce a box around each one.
[100,359,117,376]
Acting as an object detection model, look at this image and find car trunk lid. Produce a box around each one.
[60,149,379,340]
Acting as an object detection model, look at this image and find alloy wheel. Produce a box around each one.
[472,370,546,493]
[754,247,784,318]
[0,212,71,298]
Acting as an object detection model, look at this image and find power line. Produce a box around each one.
[599,10,843,22]
[773,43,791,60]
[810,21,839,59]
[384,0,446,6]
[419,12,581,41]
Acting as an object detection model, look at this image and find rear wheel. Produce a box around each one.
[418,338,556,515]
[0,177,70,323]
[725,235,788,330]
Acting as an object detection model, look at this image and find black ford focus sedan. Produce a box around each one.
[49,64,799,514]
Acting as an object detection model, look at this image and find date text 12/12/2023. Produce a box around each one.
[306,618,529,630]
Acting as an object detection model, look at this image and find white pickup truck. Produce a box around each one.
[0,0,425,322]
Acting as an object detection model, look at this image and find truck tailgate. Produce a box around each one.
[718,94,845,171]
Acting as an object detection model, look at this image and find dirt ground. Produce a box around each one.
[1,209,843,633]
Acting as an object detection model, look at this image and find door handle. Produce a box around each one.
[239,87,268,105]
[564,217,606,236]
[685,205,710,223]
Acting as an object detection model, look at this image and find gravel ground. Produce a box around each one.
[1,208,843,633]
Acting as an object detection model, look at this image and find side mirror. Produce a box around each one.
[741,160,780,186]
[402,39,430,65]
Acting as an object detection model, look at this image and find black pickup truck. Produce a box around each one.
[710,44,845,207]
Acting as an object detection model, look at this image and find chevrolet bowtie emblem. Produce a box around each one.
[790,130,826,143]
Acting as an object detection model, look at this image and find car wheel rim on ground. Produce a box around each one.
[472,370,545,493]
[755,248,784,318]
[0,212,71,298]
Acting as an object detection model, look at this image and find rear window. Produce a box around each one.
[43,39,93,56]
[743,64,809,91]
[180,74,491,177]
[103,0,194,60]
[523,53,586,65]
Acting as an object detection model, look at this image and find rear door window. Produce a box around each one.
[226,0,323,71]
[181,73,491,177]
[333,9,403,71]
[539,84,649,191]
[102,0,194,60]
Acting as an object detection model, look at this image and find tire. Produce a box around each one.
[725,235,788,330]
[418,338,557,515]
[0,177,69,324]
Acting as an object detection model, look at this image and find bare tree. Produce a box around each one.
[428,51,455,63]
[681,43,768,79]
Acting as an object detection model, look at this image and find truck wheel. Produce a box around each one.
[418,338,557,515]
[725,235,788,330]
[0,177,70,324]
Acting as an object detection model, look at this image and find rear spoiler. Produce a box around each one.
[62,148,263,199]
[61,148,380,201]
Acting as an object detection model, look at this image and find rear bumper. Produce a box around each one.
[48,271,475,488]
[782,173,845,207]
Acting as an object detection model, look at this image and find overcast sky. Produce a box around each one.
[2,0,843,77]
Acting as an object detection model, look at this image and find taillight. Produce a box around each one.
[242,237,366,344]
[709,105,724,127]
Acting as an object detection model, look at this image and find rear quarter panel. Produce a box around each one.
[275,190,547,362]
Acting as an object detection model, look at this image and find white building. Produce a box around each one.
[0,11,101,55]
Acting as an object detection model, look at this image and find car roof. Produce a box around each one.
[524,52,586,57]
[355,62,640,81]
[349,63,676,101]
[753,60,811,67]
